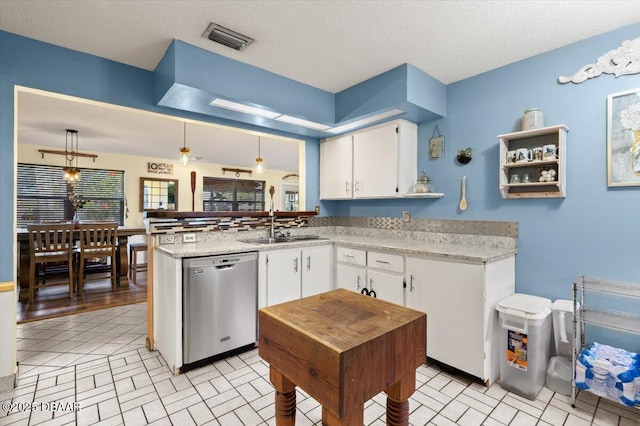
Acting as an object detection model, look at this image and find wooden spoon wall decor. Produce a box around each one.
[459,176,467,211]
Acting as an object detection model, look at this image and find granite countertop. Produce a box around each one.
[326,234,515,262]
[157,233,516,263]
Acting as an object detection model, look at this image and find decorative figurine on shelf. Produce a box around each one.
[539,169,557,182]
[457,147,472,164]
[413,171,432,193]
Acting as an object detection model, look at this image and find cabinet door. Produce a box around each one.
[336,263,366,293]
[353,124,398,198]
[368,269,404,306]
[405,261,429,313]
[301,246,332,297]
[320,135,353,199]
[265,249,301,306]
[406,257,485,379]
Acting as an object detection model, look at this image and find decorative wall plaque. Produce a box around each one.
[559,36,640,84]
[147,162,174,175]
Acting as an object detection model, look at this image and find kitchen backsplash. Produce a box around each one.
[309,216,518,238]
[149,214,517,250]
[147,215,311,235]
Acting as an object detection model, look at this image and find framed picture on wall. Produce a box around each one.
[607,88,640,187]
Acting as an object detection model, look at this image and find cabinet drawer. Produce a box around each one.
[367,251,404,273]
[336,247,366,266]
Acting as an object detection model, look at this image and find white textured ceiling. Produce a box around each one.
[2,0,639,90]
[2,0,640,171]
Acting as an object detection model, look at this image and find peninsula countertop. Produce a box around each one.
[156,232,516,263]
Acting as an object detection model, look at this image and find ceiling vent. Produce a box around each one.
[202,22,254,51]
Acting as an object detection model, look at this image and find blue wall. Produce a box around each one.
[327,23,640,301]
[1,23,640,304]
[0,31,321,285]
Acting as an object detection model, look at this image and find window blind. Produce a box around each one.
[17,163,125,227]
[202,177,265,211]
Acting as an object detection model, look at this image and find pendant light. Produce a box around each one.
[179,122,190,166]
[63,129,81,182]
[255,136,264,174]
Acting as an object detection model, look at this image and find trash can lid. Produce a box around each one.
[496,293,552,315]
[551,299,576,312]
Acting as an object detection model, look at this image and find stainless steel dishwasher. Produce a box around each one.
[183,251,258,364]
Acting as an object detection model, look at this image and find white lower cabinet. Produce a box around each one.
[335,247,405,305]
[300,246,333,297]
[405,255,515,385]
[367,251,404,305]
[264,248,301,306]
[260,245,332,307]
[336,262,366,293]
[367,270,404,305]
[335,246,367,293]
[260,243,514,385]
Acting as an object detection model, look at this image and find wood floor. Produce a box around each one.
[16,271,147,323]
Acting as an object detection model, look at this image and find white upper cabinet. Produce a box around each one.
[353,124,400,198]
[319,135,353,199]
[320,119,417,199]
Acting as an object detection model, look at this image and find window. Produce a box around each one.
[17,163,125,227]
[139,177,178,211]
[202,177,265,211]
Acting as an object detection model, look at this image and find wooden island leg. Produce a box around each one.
[270,367,296,425]
[322,406,364,426]
[385,372,416,426]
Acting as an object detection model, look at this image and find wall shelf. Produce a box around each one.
[498,124,568,199]
[399,193,444,199]
[502,159,558,169]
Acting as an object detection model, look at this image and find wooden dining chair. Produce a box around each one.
[27,223,75,303]
[77,222,118,294]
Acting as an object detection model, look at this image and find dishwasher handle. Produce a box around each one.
[215,264,236,270]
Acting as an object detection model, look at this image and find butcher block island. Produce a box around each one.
[258,288,427,426]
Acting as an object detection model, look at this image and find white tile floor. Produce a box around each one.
[2,302,639,425]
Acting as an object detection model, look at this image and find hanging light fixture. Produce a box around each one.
[179,122,190,166]
[255,136,264,174]
[63,129,81,182]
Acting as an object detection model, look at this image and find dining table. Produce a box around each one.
[17,224,147,301]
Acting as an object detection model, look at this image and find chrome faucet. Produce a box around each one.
[269,199,275,239]
[268,185,276,239]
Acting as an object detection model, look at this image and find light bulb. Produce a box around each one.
[255,157,264,174]
[180,147,190,166]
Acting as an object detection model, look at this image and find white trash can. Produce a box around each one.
[550,299,577,358]
[496,294,552,400]
[546,356,573,396]
[545,299,579,395]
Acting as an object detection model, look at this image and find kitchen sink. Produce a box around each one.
[241,235,327,244]
[241,237,289,244]
[284,235,326,241]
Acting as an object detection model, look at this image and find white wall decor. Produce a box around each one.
[558,36,640,84]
